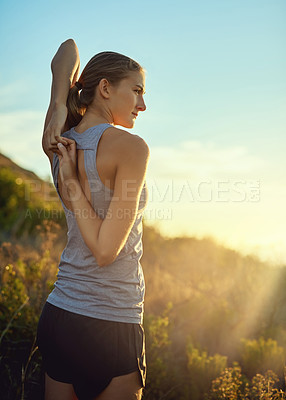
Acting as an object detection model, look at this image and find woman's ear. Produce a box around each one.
[98,78,111,99]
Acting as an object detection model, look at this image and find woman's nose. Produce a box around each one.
[137,97,147,112]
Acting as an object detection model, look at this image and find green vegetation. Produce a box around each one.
[1,153,286,399]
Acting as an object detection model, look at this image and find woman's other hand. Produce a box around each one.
[57,138,78,184]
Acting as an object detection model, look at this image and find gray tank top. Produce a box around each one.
[47,123,148,324]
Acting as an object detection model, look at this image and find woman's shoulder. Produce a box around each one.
[106,126,149,156]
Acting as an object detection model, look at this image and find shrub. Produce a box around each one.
[186,342,227,399]
[240,337,285,378]
[208,363,248,399]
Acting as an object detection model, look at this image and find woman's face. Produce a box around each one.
[109,71,146,128]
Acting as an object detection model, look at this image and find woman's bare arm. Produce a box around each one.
[57,134,150,267]
[42,39,80,163]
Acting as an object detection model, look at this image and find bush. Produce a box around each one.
[240,337,285,378]
[186,342,227,399]
[208,365,286,400]
[208,363,248,399]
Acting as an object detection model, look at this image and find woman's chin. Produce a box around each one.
[117,120,135,129]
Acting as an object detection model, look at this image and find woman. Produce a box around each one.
[37,39,149,400]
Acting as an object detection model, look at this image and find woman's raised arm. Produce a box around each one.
[42,39,80,163]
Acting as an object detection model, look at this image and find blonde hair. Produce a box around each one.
[66,51,143,129]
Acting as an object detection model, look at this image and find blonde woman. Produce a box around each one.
[37,39,149,400]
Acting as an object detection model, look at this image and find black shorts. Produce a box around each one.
[36,302,146,399]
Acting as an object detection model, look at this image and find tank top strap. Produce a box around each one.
[67,123,113,150]
[69,123,112,187]
[52,152,59,188]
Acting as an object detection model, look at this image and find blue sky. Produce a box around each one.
[1,0,285,263]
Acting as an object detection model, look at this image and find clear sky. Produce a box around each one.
[1,0,285,264]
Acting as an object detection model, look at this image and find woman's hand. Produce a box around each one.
[42,103,69,156]
[57,138,78,185]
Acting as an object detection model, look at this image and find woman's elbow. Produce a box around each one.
[51,39,78,69]
[95,249,117,268]
[58,38,77,52]
[63,38,76,46]
[97,259,108,268]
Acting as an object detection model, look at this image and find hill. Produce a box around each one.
[0,152,63,238]
[0,152,59,203]
[0,153,41,181]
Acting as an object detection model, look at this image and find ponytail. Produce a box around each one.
[66,84,86,130]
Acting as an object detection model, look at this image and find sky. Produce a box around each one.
[0,0,285,264]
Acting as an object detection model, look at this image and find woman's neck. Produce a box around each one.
[75,108,114,133]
